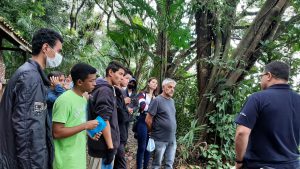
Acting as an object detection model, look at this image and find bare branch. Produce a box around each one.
[70,0,76,29]
[95,1,109,15]
[236,0,258,20]
[173,73,196,81]
[74,0,87,29]
[115,0,134,26]
[233,25,250,29]
[174,43,197,64]
[274,14,300,39]
[108,2,131,27]
[107,10,112,32]
[184,57,197,71]
[243,11,259,16]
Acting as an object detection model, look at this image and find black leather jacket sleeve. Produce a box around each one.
[13,72,38,169]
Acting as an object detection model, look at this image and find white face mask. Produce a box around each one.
[46,48,63,68]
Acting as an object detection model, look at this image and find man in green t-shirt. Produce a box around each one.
[52,63,100,169]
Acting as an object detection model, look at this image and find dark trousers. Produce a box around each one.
[136,115,150,169]
[242,160,300,169]
[114,142,127,169]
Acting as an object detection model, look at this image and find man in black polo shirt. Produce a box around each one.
[235,61,300,169]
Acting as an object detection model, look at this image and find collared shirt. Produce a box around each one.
[235,84,300,168]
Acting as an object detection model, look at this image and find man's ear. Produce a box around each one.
[41,43,49,54]
[108,69,113,77]
[267,72,273,81]
[77,79,83,86]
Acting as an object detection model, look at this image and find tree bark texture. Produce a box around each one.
[195,0,289,140]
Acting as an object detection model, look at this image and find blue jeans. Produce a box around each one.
[136,115,150,169]
[152,139,177,169]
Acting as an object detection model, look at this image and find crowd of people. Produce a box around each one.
[0,28,178,169]
[1,28,300,169]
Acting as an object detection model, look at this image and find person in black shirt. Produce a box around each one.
[87,61,126,168]
[114,69,133,169]
[235,61,300,169]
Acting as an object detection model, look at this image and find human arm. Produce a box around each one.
[52,120,98,139]
[54,84,65,94]
[234,94,259,168]
[52,92,98,139]
[138,92,149,112]
[91,87,115,149]
[47,77,65,103]
[11,73,38,169]
[235,125,251,169]
[145,113,153,131]
[146,98,159,131]
[50,76,65,94]
[101,120,114,149]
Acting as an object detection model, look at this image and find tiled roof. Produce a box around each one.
[0,17,32,53]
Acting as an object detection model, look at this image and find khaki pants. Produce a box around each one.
[88,157,114,169]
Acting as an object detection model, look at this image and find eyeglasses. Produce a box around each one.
[259,72,269,78]
[259,72,278,79]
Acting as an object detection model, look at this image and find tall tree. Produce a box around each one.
[195,0,290,139]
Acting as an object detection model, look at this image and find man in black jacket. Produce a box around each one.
[114,69,133,169]
[0,28,63,169]
[88,61,125,168]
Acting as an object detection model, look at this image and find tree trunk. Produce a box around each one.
[195,0,289,140]
[70,0,76,30]
[225,0,288,86]
[195,8,213,125]
[154,0,172,90]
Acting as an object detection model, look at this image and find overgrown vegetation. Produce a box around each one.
[1,0,300,168]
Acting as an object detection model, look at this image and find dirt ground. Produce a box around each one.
[125,126,138,168]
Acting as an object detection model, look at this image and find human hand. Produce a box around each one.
[94,132,102,140]
[82,92,90,100]
[104,148,115,165]
[128,107,133,114]
[85,120,99,130]
[50,76,60,86]
[124,97,131,104]
[88,132,102,141]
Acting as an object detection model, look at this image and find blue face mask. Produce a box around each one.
[46,48,63,68]
[69,81,74,89]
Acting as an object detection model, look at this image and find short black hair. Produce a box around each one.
[47,71,64,80]
[105,61,126,77]
[32,28,63,55]
[71,63,97,85]
[126,69,133,76]
[264,61,290,81]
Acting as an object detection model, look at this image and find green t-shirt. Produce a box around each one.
[52,90,87,169]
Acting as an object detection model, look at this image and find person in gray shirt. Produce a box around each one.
[146,78,177,169]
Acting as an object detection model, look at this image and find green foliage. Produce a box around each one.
[177,119,205,165]
[1,1,300,168]
[0,0,111,77]
[173,76,198,137]
[174,62,261,168]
